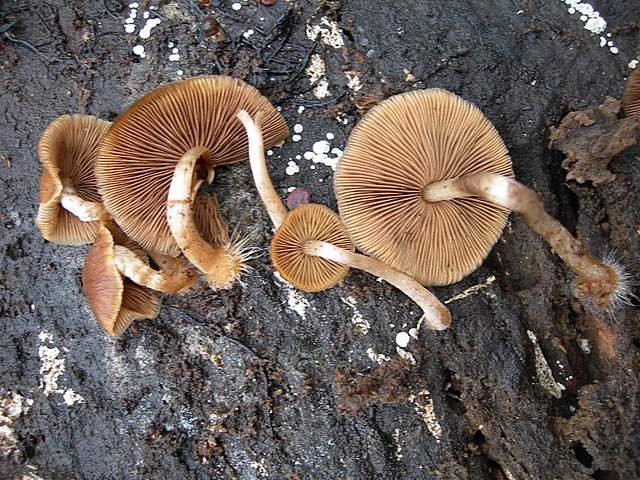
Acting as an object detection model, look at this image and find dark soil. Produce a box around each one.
[1,0,639,479]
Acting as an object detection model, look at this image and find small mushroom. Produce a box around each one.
[82,224,161,337]
[36,114,110,245]
[237,110,450,330]
[623,68,640,117]
[335,89,627,310]
[97,75,289,257]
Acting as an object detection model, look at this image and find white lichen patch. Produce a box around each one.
[305,54,331,99]
[366,348,391,364]
[344,71,363,92]
[185,331,226,368]
[0,391,32,456]
[561,0,619,54]
[38,331,64,396]
[395,331,410,348]
[139,17,161,39]
[409,389,442,441]
[274,272,310,319]
[306,17,345,49]
[396,346,416,365]
[132,44,146,58]
[303,141,343,171]
[286,160,300,175]
[168,47,180,61]
[578,338,591,354]
[341,296,370,335]
[38,331,84,405]
[402,68,416,83]
[62,389,84,406]
[527,330,565,398]
[250,458,268,477]
[444,275,496,304]
[392,428,403,460]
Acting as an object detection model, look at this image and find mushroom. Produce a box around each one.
[334,89,627,310]
[97,75,288,256]
[237,110,450,330]
[82,224,162,337]
[623,68,640,117]
[166,147,255,290]
[36,114,110,245]
[92,222,196,294]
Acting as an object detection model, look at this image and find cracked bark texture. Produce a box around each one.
[1,0,639,479]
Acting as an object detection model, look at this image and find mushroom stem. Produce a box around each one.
[167,146,246,290]
[60,179,106,221]
[423,173,618,307]
[304,240,451,330]
[236,110,288,229]
[113,245,196,293]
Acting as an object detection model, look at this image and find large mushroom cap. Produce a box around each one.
[335,88,513,286]
[36,114,111,245]
[97,75,289,256]
[623,68,640,117]
[82,224,160,337]
[270,203,354,292]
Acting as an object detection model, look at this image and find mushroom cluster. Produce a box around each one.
[36,76,287,336]
[37,73,635,338]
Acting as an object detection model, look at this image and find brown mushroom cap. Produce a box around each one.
[270,203,354,292]
[623,68,640,117]
[97,75,289,256]
[82,224,160,336]
[36,114,111,245]
[334,88,513,286]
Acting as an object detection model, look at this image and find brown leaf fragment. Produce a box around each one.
[549,96,640,185]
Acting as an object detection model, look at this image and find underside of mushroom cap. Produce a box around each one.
[623,68,640,117]
[270,203,354,292]
[82,223,160,337]
[36,114,111,245]
[97,75,289,256]
[335,88,513,286]
[193,193,230,248]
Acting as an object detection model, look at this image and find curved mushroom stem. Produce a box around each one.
[304,240,451,330]
[113,245,196,293]
[236,110,289,229]
[167,146,247,290]
[60,178,106,221]
[423,172,619,308]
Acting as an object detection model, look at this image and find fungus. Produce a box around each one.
[335,89,627,309]
[91,223,196,295]
[622,68,640,117]
[97,75,288,256]
[237,110,450,330]
[82,224,161,337]
[36,114,110,245]
[166,147,254,290]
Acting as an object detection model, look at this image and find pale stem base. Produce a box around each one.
[61,179,105,221]
[167,146,244,290]
[304,240,451,330]
[423,173,618,307]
